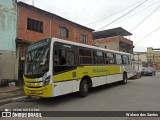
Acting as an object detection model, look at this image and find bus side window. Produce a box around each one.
[66,51,75,66]
[93,50,104,64]
[116,54,122,65]
[53,49,66,65]
[105,52,115,64]
[122,55,130,65]
[79,48,92,65]
[59,49,66,65]
[53,48,76,74]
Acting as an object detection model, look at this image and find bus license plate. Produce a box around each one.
[31,90,36,94]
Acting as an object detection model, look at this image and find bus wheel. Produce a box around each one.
[121,73,127,85]
[79,79,89,97]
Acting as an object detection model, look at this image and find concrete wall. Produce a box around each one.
[95,40,119,51]
[93,36,133,53]
[0,0,18,84]
[134,52,147,62]
[0,50,18,81]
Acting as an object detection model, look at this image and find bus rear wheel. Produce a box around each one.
[79,79,89,97]
[121,73,127,85]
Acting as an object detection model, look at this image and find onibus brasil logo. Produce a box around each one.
[2,109,11,117]
[2,109,42,117]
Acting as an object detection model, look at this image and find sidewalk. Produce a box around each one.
[0,86,27,105]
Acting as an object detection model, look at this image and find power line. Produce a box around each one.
[131,4,160,31]
[134,26,160,45]
[85,0,144,25]
[110,0,160,27]
[97,0,148,31]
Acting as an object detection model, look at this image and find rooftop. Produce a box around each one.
[93,27,132,40]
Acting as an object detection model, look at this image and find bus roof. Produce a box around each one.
[52,37,131,55]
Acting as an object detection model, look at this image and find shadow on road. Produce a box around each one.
[25,82,123,106]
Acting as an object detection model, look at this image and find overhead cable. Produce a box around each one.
[110,0,160,27]
[131,4,160,31]
[97,0,148,31]
[85,0,144,25]
[134,26,160,45]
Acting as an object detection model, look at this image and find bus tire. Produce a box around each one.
[79,79,89,97]
[121,73,127,85]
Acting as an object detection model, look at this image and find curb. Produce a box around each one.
[0,87,21,94]
[0,96,28,106]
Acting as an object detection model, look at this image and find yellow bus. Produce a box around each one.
[24,37,133,98]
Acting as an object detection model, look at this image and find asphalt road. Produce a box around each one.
[0,73,160,120]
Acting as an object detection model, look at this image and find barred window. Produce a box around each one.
[27,18,43,33]
[80,34,88,43]
[59,27,69,38]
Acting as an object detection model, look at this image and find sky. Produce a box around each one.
[18,0,160,52]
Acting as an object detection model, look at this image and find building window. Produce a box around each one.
[80,34,88,43]
[27,18,43,33]
[59,27,69,38]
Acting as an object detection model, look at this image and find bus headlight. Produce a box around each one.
[43,75,51,86]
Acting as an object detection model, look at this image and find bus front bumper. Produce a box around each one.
[24,84,53,98]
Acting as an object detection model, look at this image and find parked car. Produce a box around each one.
[129,71,141,79]
[141,67,156,76]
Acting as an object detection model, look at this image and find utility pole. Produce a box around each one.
[32,0,34,6]
[138,52,139,71]
[153,54,155,69]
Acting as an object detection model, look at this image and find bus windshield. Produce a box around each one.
[24,38,51,78]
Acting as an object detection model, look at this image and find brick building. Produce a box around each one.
[93,27,134,54]
[17,2,94,80]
